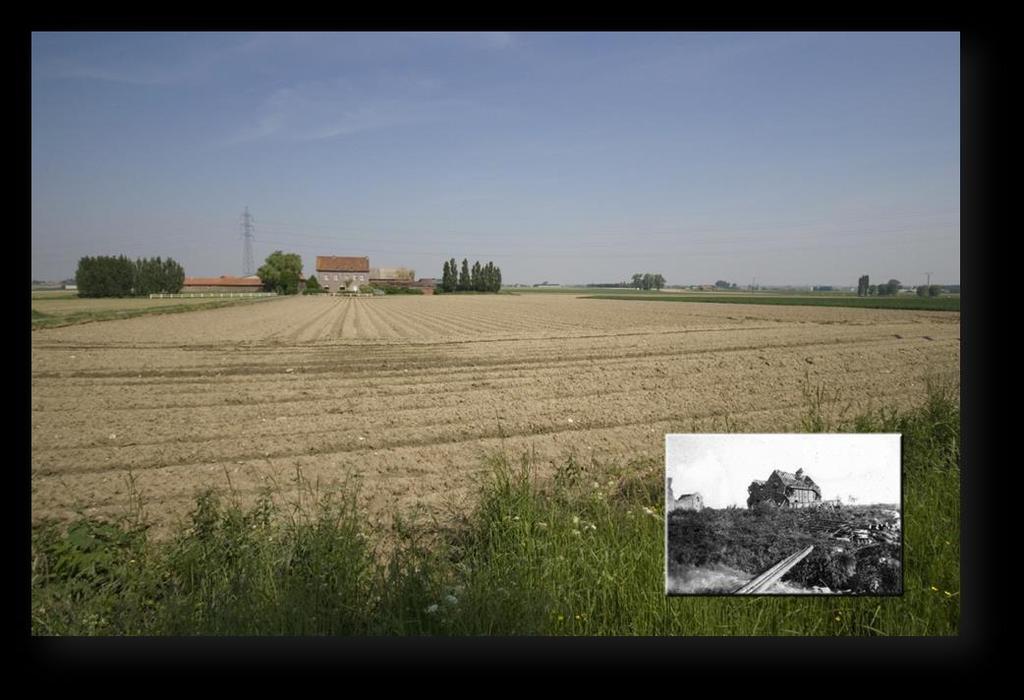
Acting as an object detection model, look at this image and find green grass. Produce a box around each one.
[31,386,959,635]
[583,293,960,312]
[31,296,281,329]
[31,290,79,299]
[513,286,652,294]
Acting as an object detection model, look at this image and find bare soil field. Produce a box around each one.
[31,294,960,538]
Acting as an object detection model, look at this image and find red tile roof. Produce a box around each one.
[316,256,370,273]
[183,276,264,287]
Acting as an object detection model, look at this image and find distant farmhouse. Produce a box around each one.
[370,267,415,286]
[183,275,264,293]
[747,468,822,509]
[666,478,704,511]
[317,256,370,293]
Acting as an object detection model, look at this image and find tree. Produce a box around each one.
[471,260,483,291]
[857,275,870,297]
[483,261,499,292]
[714,280,732,289]
[304,275,322,294]
[868,284,878,296]
[631,273,643,289]
[442,260,452,292]
[459,259,471,292]
[257,251,303,295]
[75,255,135,297]
[928,285,942,297]
[161,257,185,294]
[916,285,928,297]
[133,257,160,296]
[878,279,901,296]
[653,274,666,290]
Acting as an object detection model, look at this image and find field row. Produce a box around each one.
[31,294,960,538]
[32,294,958,346]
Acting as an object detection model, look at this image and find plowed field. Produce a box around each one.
[31,294,960,537]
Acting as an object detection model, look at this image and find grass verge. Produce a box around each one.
[31,296,281,330]
[31,385,959,635]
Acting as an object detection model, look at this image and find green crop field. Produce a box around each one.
[584,293,960,312]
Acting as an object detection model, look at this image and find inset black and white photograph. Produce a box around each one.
[665,434,901,596]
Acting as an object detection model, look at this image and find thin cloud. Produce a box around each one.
[223,77,478,144]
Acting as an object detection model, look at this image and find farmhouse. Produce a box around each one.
[666,478,704,511]
[317,256,370,293]
[182,275,264,293]
[747,468,822,509]
[674,492,703,511]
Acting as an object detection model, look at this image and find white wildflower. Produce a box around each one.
[425,604,439,614]
[445,594,459,606]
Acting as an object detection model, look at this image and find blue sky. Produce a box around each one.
[32,32,959,286]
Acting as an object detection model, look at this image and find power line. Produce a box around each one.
[241,207,255,276]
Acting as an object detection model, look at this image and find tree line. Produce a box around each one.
[857,275,911,297]
[440,258,502,293]
[632,273,666,290]
[75,255,185,297]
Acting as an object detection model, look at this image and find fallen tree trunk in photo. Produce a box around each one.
[734,545,815,594]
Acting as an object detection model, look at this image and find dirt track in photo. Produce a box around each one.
[31,294,960,538]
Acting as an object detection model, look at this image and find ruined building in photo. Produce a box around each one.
[747,468,822,509]
[666,478,704,511]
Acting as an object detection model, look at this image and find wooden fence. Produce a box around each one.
[149,292,276,299]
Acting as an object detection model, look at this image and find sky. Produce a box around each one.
[665,433,901,508]
[32,32,959,286]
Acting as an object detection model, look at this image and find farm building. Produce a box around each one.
[674,492,703,511]
[666,478,704,511]
[316,256,370,293]
[747,468,822,509]
[369,267,415,285]
[182,275,264,292]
